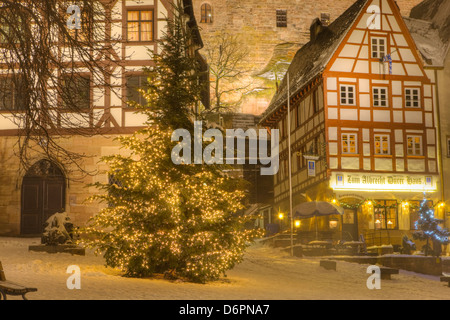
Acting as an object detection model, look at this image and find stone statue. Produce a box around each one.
[41,212,78,246]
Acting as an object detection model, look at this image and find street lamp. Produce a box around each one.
[278,212,284,233]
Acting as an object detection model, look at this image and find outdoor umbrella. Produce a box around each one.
[293,201,344,240]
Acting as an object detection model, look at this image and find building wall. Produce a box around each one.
[193,0,423,115]
[0,0,201,236]
[437,49,450,227]
[0,135,123,235]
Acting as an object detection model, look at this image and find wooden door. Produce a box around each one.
[21,160,65,235]
[342,208,359,241]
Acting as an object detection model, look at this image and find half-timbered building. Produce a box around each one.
[259,0,444,246]
[0,0,207,236]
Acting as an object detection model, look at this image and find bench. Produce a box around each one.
[440,276,450,287]
[0,261,37,300]
[320,260,337,271]
[379,267,399,280]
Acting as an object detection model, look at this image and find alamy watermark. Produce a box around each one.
[67,5,82,30]
[171,121,279,176]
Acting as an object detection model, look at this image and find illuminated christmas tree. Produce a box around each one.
[413,196,450,257]
[82,1,261,283]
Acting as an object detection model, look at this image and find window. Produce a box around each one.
[448,138,450,158]
[341,133,358,154]
[373,87,388,107]
[60,74,90,110]
[0,76,26,111]
[200,3,213,23]
[276,10,287,28]
[374,200,398,230]
[374,134,390,155]
[127,10,154,42]
[371,37,387,59]
[407,135,423,156]
[126,75,148,106]
[312,89,319,113]
[340,85,355,105]
[0,9,25,45]
[405,88,420,108]
[297,145,306,171]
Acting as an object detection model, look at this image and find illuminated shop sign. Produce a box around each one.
[330,172,438,192]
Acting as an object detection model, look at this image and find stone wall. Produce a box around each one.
[193,0,424,115]
[0,135,124,236]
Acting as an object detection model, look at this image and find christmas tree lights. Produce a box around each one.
[413,195,450,256]
[81,1,261,283]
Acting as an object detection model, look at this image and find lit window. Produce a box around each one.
[276,10,287,28]
[407,135,422,156]
[374,200,398,230]
[405,88,420,108]
[340,85,355,105]
[373,87,388,107]
[342,133,358,154]
[371,37,387,59]
[374,134,390,155]
[127,10,154,42]
[200,3,213,23]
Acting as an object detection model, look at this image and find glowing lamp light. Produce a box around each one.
[438,202,446,208]
[331,199,337,204]
[387,220,393,225]
[366,201,373,206]
[278,213,284,220]
[294,220,301,228]
[375,219,381,224]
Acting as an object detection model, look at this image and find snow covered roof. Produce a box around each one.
[404,0,450,68]
[403,17,449,67]
[259,0,369,125]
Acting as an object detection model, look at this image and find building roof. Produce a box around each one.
[404,0,450,67]
[259,0,369,125]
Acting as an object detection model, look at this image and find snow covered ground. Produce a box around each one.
[1,237,450,300]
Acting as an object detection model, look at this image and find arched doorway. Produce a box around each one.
[21,160,66,235]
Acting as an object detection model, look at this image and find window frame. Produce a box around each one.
[406,135,423,156]
[59,73,91,111]
[200,3,213,24]
[0,75,26,112]
[374,134,391,155]
[371,36,387,60]
[374,200,398,230]
[372,86,389,108]
[341,133,358,155]
[126,74,149,107]
[276,9,287,28]
[404,87,421,108]
[340,84,356,106]
[126,8,154,42]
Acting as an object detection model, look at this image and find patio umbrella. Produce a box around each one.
[293,201,344,240]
